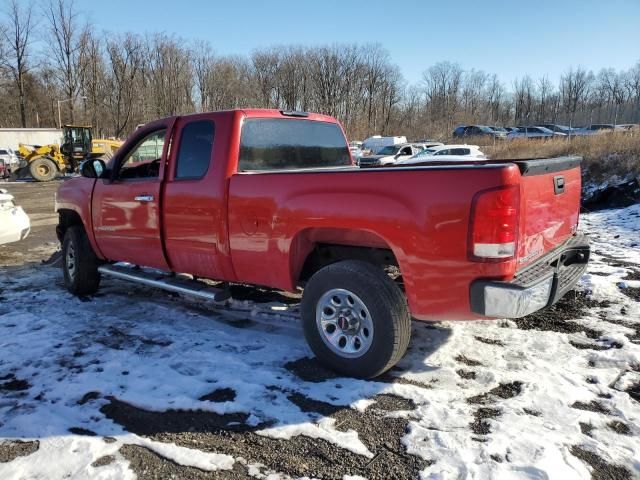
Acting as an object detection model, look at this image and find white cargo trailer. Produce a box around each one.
[0,128,62,150]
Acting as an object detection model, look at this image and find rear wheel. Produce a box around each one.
[301,260,411,379]
[29,157,58,182]
[62,226,101,295]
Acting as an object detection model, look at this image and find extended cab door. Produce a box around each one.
[91,119,175,270]
[161,113,236,281]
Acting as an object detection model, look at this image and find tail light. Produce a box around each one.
[469,185,520,261]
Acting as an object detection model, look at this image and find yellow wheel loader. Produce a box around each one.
[14,126,123,182]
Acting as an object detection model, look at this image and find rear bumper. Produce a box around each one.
[470,234,590,318]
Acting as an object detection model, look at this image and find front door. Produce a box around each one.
[92,122,174,270]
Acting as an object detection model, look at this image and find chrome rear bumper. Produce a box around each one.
[470,234,590,318]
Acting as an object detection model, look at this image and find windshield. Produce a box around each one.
[410,148,436,159]
[377,145,400,155]
[478,126,493,133]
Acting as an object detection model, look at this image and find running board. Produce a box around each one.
[98,264,231,303]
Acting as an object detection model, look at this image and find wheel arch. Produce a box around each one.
[56,208,105,260]
[56,209,84,243]
[290,227,402,286]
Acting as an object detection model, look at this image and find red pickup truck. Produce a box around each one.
[55,109,589,378]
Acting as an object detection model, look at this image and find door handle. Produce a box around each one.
[134,195,154,202]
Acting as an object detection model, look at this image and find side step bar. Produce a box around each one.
[98,264,231,303]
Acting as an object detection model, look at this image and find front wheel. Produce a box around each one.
[301,260,411,379]
[62,226,101,295]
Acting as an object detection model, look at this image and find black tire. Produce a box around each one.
[301,260,411,379]
[62,226,101,295]
[29,157,58,182]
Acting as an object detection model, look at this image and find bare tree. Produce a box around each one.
[560,67,592,128]
[422,61,463,132]
[104,33,142,137]
[625,61,640,123]
[45,0,88,125]
[79,32,105,133]
[461,69,487,121]
[142,34,194,117]
[0,0,36,127]
[192,40,214,112]
[536,76,554,123]
[513,76,535,124]
[485,74,505,124]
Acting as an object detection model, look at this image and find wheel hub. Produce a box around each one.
[337,311,359,334]
[316,288,374,359]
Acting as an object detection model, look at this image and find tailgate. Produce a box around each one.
[515,156,582,268]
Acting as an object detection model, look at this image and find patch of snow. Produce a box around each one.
[0,204,639,478]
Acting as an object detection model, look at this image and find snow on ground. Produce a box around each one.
[0,205,639,479]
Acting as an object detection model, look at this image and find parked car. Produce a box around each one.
[349,146,364,160]
[414,141,444,149]
[488,126,508,134]
[617,124,639,133]
[358,143,425,167]
[537,124,581,135]
[577,124,620,134]
[453,125,507,139]
[361,135,407,154]
[508,126,566,139]
[0,147,19,173]
[0,188,30,245]
[55,108,589,379]
[396,144,486,166]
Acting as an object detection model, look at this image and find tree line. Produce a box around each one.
[1,0,639,141]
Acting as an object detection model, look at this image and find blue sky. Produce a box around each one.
[75,0,639,86]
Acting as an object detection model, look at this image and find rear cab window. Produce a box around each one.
[238,118,351,171]
[175,120,215,179]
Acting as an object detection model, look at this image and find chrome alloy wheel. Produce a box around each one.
[316,288,374,358]
[66,242,77,281]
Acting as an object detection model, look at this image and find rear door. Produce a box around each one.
[161,114,233,279]
[92,120,175,270]
[516,157,582,268]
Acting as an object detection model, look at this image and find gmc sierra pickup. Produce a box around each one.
[55,109,589,378]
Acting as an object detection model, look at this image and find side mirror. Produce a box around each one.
[80,159,106,179]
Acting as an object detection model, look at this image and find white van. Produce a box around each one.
[362,135,407,154]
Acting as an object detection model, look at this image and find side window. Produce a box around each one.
[399,147,412,156]
[434,149,449,156]
[175,120,215,179]
[450,148,470,155]
[118,129,166,180]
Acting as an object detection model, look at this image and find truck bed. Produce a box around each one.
[228,156,582,321]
